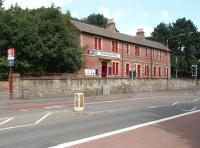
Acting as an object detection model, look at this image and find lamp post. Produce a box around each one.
[166,32,192,79]
[166,32,192,92]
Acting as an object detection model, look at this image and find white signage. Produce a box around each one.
[96,51,120,59]
[84,68,95,75]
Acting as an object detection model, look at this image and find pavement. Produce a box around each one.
[71,111,200,148]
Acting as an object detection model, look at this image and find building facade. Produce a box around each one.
[71,20,170,78]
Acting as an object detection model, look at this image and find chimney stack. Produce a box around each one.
[106,19,116,33]
[136,28,145,38]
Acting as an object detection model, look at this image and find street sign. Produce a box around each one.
[8,60,14,67]
[7,48,15,60]
[7,48,15,99]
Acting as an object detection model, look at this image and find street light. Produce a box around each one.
[166,32,193,48]
[175,46,185,78]
[166,32,193,79]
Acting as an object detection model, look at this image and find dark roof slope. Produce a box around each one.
[71,20,170,51]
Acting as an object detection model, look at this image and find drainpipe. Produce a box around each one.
[150,48,153,78]
[122,42,124,78]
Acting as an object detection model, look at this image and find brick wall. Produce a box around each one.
[81,32,170,78]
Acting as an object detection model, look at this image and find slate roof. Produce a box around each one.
[71,20,170,52]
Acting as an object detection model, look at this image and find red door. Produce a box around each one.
[126,64,129,75]
[101,62,107,77]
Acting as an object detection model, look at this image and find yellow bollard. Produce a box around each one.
[74,93,84,111]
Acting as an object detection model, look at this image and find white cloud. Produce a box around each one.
[123,25,153,37]
[161,10,171,22]
[71,10,78,18]
[98,7,111,18]
[98,6,125,19]
[114,8,125,18]
[142,11,150,17]
[3,0,71,9]
[4,0,49,9]
[52,0,71,7]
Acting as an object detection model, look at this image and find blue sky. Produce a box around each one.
[4,0,200,36]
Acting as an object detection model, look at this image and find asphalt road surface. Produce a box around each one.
[0,92,199,148]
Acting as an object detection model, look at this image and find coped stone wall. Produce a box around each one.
[0,81,9,91]
[12,74,197,99]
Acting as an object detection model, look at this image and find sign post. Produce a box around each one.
[191,65,197,95]
[7,48,15,99]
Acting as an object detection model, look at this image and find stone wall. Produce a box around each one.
[10,74,197,99]
[0,81,9,91]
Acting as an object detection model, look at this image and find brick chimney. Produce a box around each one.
[136,28,145,38]
[106,19,116,33]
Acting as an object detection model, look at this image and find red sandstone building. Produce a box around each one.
[71,19,170,78]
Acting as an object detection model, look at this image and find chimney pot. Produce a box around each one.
[136,28,145,38]
[106,19,116,33]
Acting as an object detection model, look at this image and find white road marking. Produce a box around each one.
[86,96,160,105]
[35,112,53,124]
[20,109,28,111]
[0,112,53,131]
[182,107,198,112]
[0,118,14,126]
[172,102,179,106]
[0,124,35,132]
[194,99,199,102]
[148,105,168,108]
[49,109,200,148]
[45,105,64,109]
[148,106,160,108]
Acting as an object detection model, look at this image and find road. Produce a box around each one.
[0,92,199,148]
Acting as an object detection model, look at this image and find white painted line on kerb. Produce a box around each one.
[49,110,200,148]
[45,105,64,109]
[194,99,199,102]
[35,112,52,124]
[0,118,14,126]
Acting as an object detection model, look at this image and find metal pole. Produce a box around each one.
[176,57,178,78]
[166,39,170,92]
[9,66,13,99]
[195,76,197,95]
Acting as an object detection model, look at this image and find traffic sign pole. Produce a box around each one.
[7,48,15,99]
[9,66,13,99]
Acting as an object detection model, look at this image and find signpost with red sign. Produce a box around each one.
[7,48,15,99]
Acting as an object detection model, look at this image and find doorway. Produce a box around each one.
[101,62,107,77]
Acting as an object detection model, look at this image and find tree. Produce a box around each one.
[0,0,3,9]
[82,13,108,28]
[147,23,171,45]
[0,5,84,79]
[149,18,200,77]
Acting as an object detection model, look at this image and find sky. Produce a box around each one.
[3,0,200,37]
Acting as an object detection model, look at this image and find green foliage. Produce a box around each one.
[72,13,110,29]
[148,18,200,77]
[0,5,84,80]
[82,13,108,28]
